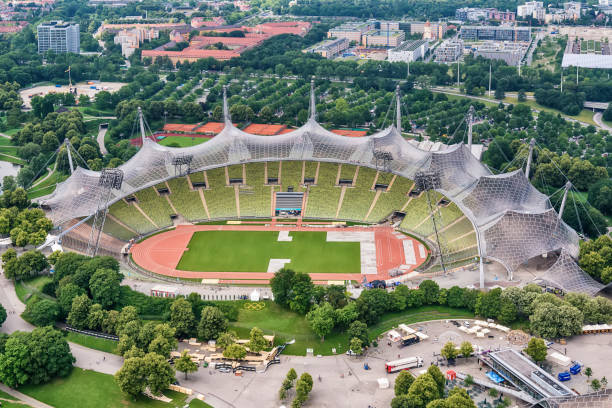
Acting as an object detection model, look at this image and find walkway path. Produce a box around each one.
[0,384,53,408]
[593,112,612,132]
[97,126,108,155]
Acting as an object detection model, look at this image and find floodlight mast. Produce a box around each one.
[86,168,124,257]
[558,181,572,220]
[395,85,402,132]
[415,171,447,275]
[467,106,475,150]
[309,78,316,120]
[138,107,147,146]
[525,138,536,177]
[64,138,74,175]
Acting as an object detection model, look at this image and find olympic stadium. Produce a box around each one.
[40,84,605,296]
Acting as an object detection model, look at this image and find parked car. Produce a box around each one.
[570,364,581,375]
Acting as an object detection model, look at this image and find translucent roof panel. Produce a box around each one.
[460,170,551,226]
[535,250,604,296]
[480,209,579,273]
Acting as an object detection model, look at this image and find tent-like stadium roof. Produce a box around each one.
[42,85,594,293]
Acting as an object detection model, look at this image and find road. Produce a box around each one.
[97,126,108,155]
[593,112,612,132]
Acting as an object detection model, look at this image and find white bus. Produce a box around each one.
[385,356,424,373]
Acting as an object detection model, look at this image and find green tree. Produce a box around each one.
[115,357,147,398]
[289,272,314,314]
[144,352,175,396]
[294,372,313,406]
[441,341,458,360]
[270,268,295,308]
[524,338,547,362]
[247,327,268,353]
[89,268,121,308]
[585,367,592,379]
[216,331,237,349]
[349,337,362,356]
[394,370,415,396]
[0,304,6,328]
[170,298,196,338]
[427,365,446,396]
[0,327,75,388]
[223,344,246,360]
[460,341,474,359]
[419,280,439,304]
[591,378,601,391]
[24,298,59,326]
[56,283,85,318]
[67,294,92,329]
[407,373,440,407]
[306,302,336,341]
[197,306,227,341]
[175,351,198,379]
[279,368,297,401]
[347,320,368,345]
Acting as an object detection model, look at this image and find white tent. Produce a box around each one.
[387,330,401,342]
[377,378,390,389]
[250,290,261,301]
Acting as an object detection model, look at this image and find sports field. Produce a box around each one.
[176,230,360,273]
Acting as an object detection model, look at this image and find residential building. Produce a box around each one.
[460,25,531,42]
[387,39,428,62]
[563,2,582,19]
[488,9,516,22]
[455,7,488,21]
[435,39,464,62]
[327,22,375,43]
[378,21,400,31]
[303,37,349,59]
[517,1,545,19]
[37,21,80,54]
[191,16,226,29]
[600,0,610,5]
[114,27,158,57]
[362,30,405,47]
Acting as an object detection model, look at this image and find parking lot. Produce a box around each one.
[174,319,612,407]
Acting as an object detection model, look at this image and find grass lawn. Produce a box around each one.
[158,136,208,147]
[27,171,69,199]
[229,301,474,356]
[177,231,360,273]
[0,153,24,165]
[2,127,21,137]
[14,276,53,304]
[19,368,189,408]
[64,331,118,354]
[189,400,213,408]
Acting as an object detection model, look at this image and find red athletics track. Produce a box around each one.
[130,224,429,283]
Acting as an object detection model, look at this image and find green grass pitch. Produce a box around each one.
[176,231,361,273]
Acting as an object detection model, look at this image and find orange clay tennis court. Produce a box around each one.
[130,224,429,284]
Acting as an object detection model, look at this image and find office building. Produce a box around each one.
[362,30,405,47]
[327,22,374,43]
[37,21,80,54]
[460,25,531,42]
[473,42,528,66]
[388,40,428,62]
[303,37,349,59]
[435,39,464,62]
[406,21,448,40]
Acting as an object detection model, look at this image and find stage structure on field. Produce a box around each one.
[41,83,602,295]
